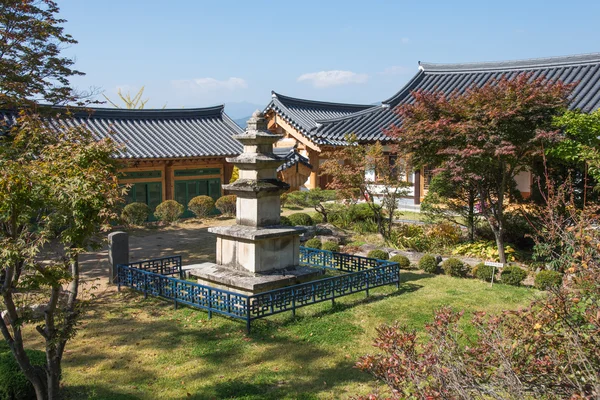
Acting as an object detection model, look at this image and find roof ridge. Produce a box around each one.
[271,91,372,110]
[313,104,384,126]
[420,52,600,73]
[71,105,226,119]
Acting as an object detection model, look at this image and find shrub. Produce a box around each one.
[390,224,431,252]
[279,216,292,226]
[0,343,46,400]
[288,212,313,226]
[304,238,322,249]
[215,195,237,216]
[187,195,215,219]
[390,254,411,269]
[452,240,519,262]
[474,263,495,282]
[442,257,469,277]
[501,266,528,286]
[419,254,439,274]
[280,192,288,208]
[322,241,339,252]
[426,222,462,248]
[367,249,389,260]
[309,211,324,224]
[154,200,184,224]
[121,202,150,225]
[534,270,563,290]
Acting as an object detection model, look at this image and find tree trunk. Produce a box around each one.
[494,229,507,265]
[46,357,61,400]
[467,191,476,242]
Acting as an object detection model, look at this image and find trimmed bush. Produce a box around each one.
[390,254,411,269]
[321,241,339,252]
[419,254,439,274]
[121,202,150,225]
[309,212,324,224]
[474,263,495,282]
[0,343,45,400]
[288,213,313,226]
[535,270,563,290]
[367,249,389,260]
[501,266,528,286]
[442,257,469,278]
[187,195,215,219]
[215,195,236,216]
[279,216,292,226]
[154,200,184,224]
[305,238,322,249]
[280,193,288,208]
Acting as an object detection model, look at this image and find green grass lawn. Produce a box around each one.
[55,272,535,400]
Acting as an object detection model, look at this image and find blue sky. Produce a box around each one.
[58,0,600,118]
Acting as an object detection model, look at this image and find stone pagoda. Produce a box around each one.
[189,111,320,294]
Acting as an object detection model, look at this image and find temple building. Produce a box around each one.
[264,53,600,204]
[2,105,312,217]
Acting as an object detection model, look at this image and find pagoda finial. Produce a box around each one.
[246,110,267,131]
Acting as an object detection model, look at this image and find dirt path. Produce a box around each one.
[79,218,235,294]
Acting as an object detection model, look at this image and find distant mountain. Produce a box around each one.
[233,116,251,128]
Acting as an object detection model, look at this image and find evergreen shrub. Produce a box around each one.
[419,254,439,274]
[121,202,150,225]
[154,200,184,224]
[305,238,322,249]
[288,213,313,226]
[367,249,389,260]
[187,195,214,219]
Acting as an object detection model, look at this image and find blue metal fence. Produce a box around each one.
[117,247,400,333]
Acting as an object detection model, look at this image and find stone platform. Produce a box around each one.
[186,262,323,295]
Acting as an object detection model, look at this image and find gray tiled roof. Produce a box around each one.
[310,53,600,145]
[264,91,373,138]
[273,146,312,172]
[1,106,244,159]
[66,106,244,159]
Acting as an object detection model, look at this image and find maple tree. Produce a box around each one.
[320,138,410,239]
[0,2,123,399]
[390,74,572,263]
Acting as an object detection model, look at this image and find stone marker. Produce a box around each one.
[108,231,129,283]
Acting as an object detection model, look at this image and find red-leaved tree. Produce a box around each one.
[389,74,572,263]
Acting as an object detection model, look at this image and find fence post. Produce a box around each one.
[143,272,148,299]
[174,280,178,310]
[178,256,183,279]
[207,288,212,320]
[292,288,296,318]
[366,269,370,297]
[246,297,251,334]
[396,265,400,289]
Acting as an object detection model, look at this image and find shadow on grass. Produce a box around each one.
[61,290,376,399]
[63,384,141,400]
[400,271,435,283]
[190,357,367,399]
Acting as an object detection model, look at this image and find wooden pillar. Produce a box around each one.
[414,169,421,205]
[165,162,173,200]
[308,149,319,189]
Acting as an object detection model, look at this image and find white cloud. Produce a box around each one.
[380,66,412,76]
[401,37,410,44]
[171,77,247,92]
[297,70,369,88]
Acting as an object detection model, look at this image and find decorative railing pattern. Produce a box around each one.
[299,247,384,272]
[125,255,182,278]
[117,249,399,333]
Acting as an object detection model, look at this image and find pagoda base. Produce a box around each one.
[187,262,323,295]
[209,225,306,274]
